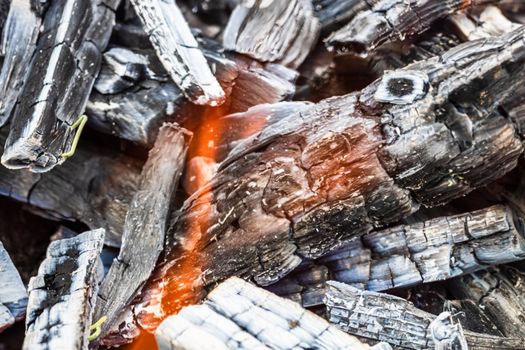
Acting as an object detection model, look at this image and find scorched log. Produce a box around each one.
[1,0,120,172]
[23,229,105,350]
[155,277,390,350]
[0,242,27,333]
[94,124,192,338]
[129,27,525,334]
[325,281,525,349]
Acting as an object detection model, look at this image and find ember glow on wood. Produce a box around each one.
[0,242,27,333]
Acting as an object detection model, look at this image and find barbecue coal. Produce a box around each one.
[0,1,525,349]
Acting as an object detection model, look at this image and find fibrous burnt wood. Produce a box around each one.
[155,277,388,350]
[129,28,525,334]
[0,0,42,127]
[0,242,27,333]
[223,0,320,69]
[94,124,191,337]
[325,281,525,349]
[1,0,120,172]
[87,42,296,144]
[268,204,525,307]
[129,0,225,106]
[312,0,378,34]
[23,229,105,350]
[325,0,498,56]
[0,129,141,247]
[449,266,525,338]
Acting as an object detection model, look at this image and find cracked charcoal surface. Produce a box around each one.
[0,242,27,333]
[23,229,105,350]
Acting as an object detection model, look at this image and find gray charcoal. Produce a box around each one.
[0,242,27,333]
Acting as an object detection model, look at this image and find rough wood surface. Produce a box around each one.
[94,124,191,337]
[1,0,120,172]
[325,281,525,349]
[23,229,105,350]
[155,277,387,350]
[0,0,42,126]
[0,242,27,333]
[450,5,520,41]
[325,0,497,56]
[129,0,225,106]
[223,0,320,68]
[312,0,378,33]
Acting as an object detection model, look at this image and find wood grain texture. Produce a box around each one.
[23,229,105,350]
[1,0,120,172]
[0,242,27,333]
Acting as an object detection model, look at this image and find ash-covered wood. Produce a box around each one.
[0,0,42,127]
[87,42,296,144]
[1,0,120,172]
[94,124,191,337]
[312,0,376,33]
[223,0,320,68]
[0,242,27,333]
[129,0,225,106]
[325,281,525,349]
[23,229,105,350]
[325,0,497,56]
[155,277,387,350]
[269,204,525,306]
[0,129,141,247]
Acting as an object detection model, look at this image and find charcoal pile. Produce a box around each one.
[1,0,525,349]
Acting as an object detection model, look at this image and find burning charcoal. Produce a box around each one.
[0,242,27,333]
[129,0,225,106]
[325,281,525,349]
[87,44,296,144]
[1,0,120,172]
[23,229,105,350]
[269,205,525,306]
[312,0,377,34]
[155,277,389,350]
[0,129,141,247]
[94,124,191,337]
[325,0,497,57]
[0,0,43,127]
[223,0,320,68]
[450,5,521,40]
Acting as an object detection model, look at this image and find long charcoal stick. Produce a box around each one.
[129,0,225,106]
[23,229,105,350]
[94,124,191,337]
[1,0,120,172]
[156,277,385,350]
[128,28,525,333]
[0,242,27,333]
[325,281,525,350]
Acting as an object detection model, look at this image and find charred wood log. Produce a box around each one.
[94,124,191,337]
[124,28,525,336]
[1,0,120,172]
[223,0,320,69]
[129,0,225,106]
[155,277,389,350]
[0,0,43,126]
[325,281,525,349]
[0,130,141,247]
[23,229,105,350]
[268,204,525,307]
[0,242,27,333]
[312,0,378,34]
[325,0,498,57]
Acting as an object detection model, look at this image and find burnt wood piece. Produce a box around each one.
[325,0,497,57]
[1,0,120,173]
[325,281,525,349]
[129,27,525,334]
[94,124,191,337]
[268,204,525,307]
[0,129,141,248]
[0,242,27,333]
[223,0,320,69]
[312,0,379,34]
[0,0,42,127]
[449,266,525,338]
[23,229,105,350]
[86,44,296,144]
[155,277,388,350]
[129,0,225,106]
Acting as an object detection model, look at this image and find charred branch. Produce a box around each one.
[0,242,27,333]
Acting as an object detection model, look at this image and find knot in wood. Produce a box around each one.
[374,70,429,105]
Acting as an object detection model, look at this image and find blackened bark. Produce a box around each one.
[0,242,27,333]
